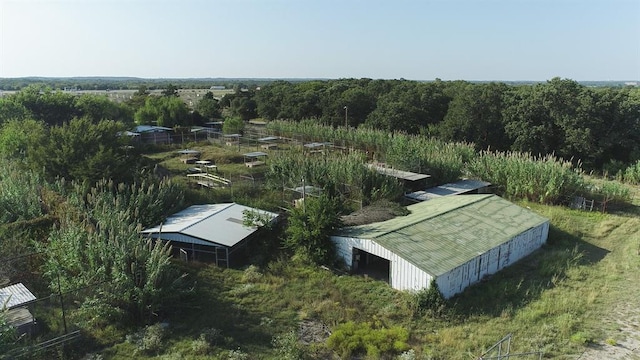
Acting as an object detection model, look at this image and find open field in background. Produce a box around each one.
[89,141,640,359]
[0,88,234,106]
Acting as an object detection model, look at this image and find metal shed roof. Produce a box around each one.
[368,164,431,182]
[405,179,491,202]
[177,149,201,155]
[304,142,333,149]
[134,125,172,133]
[141,203,278,248]
[0,283,36,310]
[336,194,548,276]
[243,151,268,158]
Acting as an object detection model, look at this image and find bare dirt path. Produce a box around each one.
[577,302,640,359]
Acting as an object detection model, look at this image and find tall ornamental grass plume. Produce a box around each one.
[623,160,640,184]
[0,158,44,223]
[266,150,403,205]
[467,151,586,204]
[40,212,189,326]
[63,178,184,229]
[266,120,476,184]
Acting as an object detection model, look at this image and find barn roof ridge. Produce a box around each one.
[375,194,493,238]
[336,194,494,239]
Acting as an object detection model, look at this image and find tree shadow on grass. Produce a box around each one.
[166,264,284,354]
[446,224,610,319]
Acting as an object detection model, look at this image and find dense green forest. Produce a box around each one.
[1,77,640,359]
[247,78,640,173]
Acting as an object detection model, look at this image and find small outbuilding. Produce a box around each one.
[331,194,549,298]
[405,179,492,202]
[368,163,431,192]
[0,283,37,336]
[141,203,278,267]
[243,151,268,168]
[132,125,173,144]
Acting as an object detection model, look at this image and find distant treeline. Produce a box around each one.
[0,77,285,91]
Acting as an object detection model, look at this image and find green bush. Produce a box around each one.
[623,160,640,184]
[272,330,304,360]
[415,280,446,316]
[326,321,409,359]
[126,323,168,355]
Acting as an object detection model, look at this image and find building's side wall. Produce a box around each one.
[437,220,550,299]
[331,236,433,291]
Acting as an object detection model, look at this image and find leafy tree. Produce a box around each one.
[27,117,136,183]
[223,116,244,135]
[195,94,221,120]
[0,98,28,125]
[161,83,179,97]
[75,94,132,124]
[415,279,446,315]
[231,96,257,120]
[432,82,508,150]
[11,85,78,125]
[284,195,343,264]
[365,96,424,133]
[126,85,150,110]
[134,96,189,127]
[0,118,46,160]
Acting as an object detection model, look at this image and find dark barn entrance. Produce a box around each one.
[352,248,390,284]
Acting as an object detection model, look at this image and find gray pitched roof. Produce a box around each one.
[142,203,278,248]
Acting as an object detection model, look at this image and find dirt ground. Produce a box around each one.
[577,302,640,359]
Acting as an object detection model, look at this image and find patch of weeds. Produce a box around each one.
[227,347,249,360]
[228,283,256,297]
[569,331,593,345]
[398,349,416,360]
[190,337,211,355]
[260,316,274,327]
[125,323,168,356]
[272,330,304,360]
[242,265,263,283]
[605,338,617,346]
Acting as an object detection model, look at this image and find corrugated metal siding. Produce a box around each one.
[438,221,548,298]
[331,236,432,291]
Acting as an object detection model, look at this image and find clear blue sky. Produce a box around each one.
[1,0,638,81]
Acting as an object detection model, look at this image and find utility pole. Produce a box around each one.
[343,106,348,128]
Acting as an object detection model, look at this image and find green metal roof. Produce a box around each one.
[336,194,549,276]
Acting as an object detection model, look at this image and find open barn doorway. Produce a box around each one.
[352,248,390,284]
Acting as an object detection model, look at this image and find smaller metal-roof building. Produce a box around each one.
[243,151,268,167]
[0,283,36,310]
[141,203,278,267]
[368,164,431,192]
[0,283,37,336]
[331,194,549,298]
[405,179,491,202]
[132,125,173,144]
